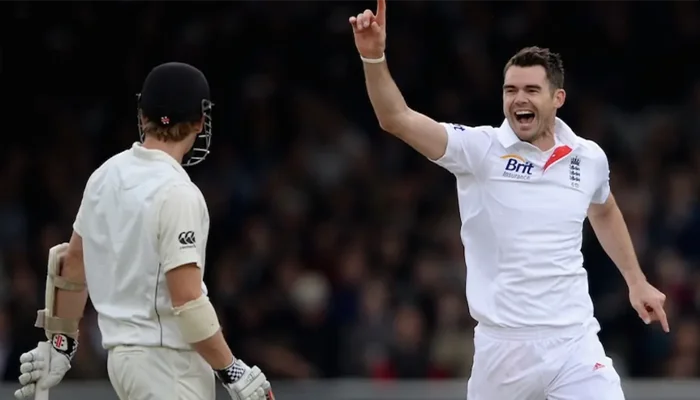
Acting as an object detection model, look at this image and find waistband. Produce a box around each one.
[475,323,588,341]
[108,344,193,353]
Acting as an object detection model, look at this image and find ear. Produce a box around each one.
[553,88,566,109]
[193,116,205,133]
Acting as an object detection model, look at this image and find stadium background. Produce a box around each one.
[2,0,700,394]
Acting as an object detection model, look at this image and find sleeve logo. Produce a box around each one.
[178,231,196,246]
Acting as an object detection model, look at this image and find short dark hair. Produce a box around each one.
[504,46,565,90]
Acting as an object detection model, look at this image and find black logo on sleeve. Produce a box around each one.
[178,231,196,247]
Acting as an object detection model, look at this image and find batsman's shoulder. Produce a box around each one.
[163,181,199,199]
[91,149,132,176]
[81,149,130,192]
[158,181,206,211]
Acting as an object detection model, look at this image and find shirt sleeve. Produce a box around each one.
[158,183,205,273]
[591,148,611,204]
[73,175,95,236]
[430,123,493,175]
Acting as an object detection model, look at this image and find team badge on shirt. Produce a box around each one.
[569,156,581,188]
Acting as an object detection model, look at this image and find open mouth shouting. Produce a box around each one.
[513,110,536,130]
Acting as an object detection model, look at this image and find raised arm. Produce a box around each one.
[349,0,447,161]
[349,1,493,175]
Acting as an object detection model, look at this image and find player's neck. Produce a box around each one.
[531,125,556,152]
[142,136,185,164]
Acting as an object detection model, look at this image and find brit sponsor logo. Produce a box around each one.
[501,154,534,180]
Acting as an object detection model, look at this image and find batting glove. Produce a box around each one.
[216,359,275,400]
[14,334,77,399]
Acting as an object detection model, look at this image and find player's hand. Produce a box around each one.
[629,280,669,333]
[14,335,76,398]
[216,359,274,400]
[349,0,387,59]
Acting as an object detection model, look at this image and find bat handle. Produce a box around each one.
[34,342,51,400]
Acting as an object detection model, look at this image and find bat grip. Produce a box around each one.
[34,341,51,400]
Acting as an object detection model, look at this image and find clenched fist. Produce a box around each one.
[15,336,76,399]
[216,359,274,400]
[349,0,387,59]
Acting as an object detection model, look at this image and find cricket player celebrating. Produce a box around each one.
[350,1,669,399]
[15,62,273,400]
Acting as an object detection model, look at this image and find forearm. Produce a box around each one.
[54,290,88,323]
[363,62,409,130]
[166,263,236,371]
[589,200,646,286]
[54,252,88,336]
[192,330,235,370]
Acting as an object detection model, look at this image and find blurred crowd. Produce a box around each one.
[2,1,700,383]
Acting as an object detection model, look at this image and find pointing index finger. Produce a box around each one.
[655,303,670,333]
[376,0,386,23]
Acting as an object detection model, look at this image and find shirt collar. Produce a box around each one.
[130,142,190,178]
[497,117,578,150]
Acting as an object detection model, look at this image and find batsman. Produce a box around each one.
[14,62,274,400]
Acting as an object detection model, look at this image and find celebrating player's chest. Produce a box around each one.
[486,145,596,221]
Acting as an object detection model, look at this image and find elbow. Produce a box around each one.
[377,107,410,134]
[170,286,203,307]
[173,295,221,344]
[379,116,405,135]
[378,118,399,134]
[63,246,83,264]
[379,120,401,135]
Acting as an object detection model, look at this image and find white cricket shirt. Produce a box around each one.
[73,143,210,350]
[433,118,610,330]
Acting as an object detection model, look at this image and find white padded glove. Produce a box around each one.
[215,359,274,400]
[14,335,76,399]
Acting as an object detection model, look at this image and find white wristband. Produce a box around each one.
[360,53,386,64]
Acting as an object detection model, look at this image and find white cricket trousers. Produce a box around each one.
[107,345,216,400]
[467,324,625,400]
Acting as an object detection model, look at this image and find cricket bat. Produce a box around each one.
[34,341,51,400]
